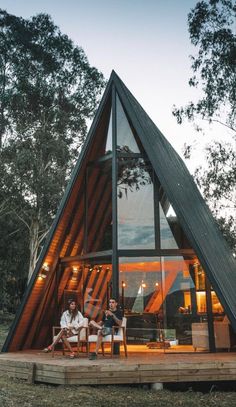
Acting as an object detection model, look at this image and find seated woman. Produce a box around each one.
[43,299,84,358]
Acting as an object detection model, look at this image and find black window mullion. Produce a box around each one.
[112,86,119,299]
[154,172,161,250]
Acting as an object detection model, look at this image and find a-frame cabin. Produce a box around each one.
[3,71,236,354]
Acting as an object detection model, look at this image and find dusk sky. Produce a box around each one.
[1,0,230,172]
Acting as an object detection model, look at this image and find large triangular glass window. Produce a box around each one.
[159,201,191,249]
[116,95,140,153]
[104,107,112,154]
[117,159,155,249]
[159,204,178,249]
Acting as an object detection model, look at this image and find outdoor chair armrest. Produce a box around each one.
[112,325,125,336]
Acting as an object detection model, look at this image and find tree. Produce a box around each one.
[0,10,105,282]
[172,0,236,251]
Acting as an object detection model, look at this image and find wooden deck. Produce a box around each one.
[1,350,236,385]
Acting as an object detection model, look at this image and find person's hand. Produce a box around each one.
[105,310,113,316]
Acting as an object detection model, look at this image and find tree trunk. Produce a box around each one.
[28,218,40,282]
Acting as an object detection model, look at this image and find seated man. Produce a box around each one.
[89,298,122,359]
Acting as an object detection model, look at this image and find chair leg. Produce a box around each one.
[111,341,114,358]
[124,340,128,358]
[101,343,105,356]
[77,341,80,357]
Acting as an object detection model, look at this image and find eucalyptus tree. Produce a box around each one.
[172,0,236,251]
[0,10,105,281]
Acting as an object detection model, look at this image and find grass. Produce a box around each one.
[0,320,236,406]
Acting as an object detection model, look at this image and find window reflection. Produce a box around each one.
[160,204,178,249]
[116,95,140,153]
[159,200,191,249]
[119,256,227,351]
[105,108,112,154]
[117,158,155,249]
[83,263,112,321]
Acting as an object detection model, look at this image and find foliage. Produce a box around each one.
[172,0,236,250]
[0,213,28,312]
[118,156,151,199]
[195,141,236,251]
[195,141,236,209]
[0,9,105,305]
[173,0,236,131]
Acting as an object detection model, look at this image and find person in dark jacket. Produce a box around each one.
[89,298,122,359]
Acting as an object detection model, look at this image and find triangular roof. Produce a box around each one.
[3,71,236,352]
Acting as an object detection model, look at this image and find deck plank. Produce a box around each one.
[1,351,236,385]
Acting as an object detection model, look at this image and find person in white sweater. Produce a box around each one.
[43,299,84,358]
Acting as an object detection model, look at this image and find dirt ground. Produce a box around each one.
[1,320,236,406]
[0,374,236,407]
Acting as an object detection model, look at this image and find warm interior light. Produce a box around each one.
[141,282,146,288]
[122,282,126,288]
[38,272,46,280]
[42,263,50,272]
[155,282,159,287]
[72,266,78,273]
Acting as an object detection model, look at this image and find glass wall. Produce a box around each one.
[63,261,112,322]
[105,108,112,154]
[119,256,227,352]
[116,95,140,153]
[82,262,112,321]
[159,200,192,249]
[119,257,163,345]
[161,256,201,351]
[117,159,155,249]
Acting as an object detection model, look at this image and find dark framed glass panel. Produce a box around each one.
[161,256,198,351]
[116,94,140,154]
[119,255,228,353]
[86,160,112,252]
[119,257,164,347]
[82,262,112,321]
[159,204,178,249]
[117,158,155,249]
[105,108,112,154]
[159,199,192,249]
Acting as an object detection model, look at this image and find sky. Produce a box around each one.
[0,0,230,173]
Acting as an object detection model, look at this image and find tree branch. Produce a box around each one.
[203,118,236,133]
[13,210,30,231]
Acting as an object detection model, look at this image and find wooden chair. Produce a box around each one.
[52,318,89,357]
[88,317,128,357]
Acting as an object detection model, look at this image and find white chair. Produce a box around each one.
[88,317,128,357]
[52,318,89,357]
